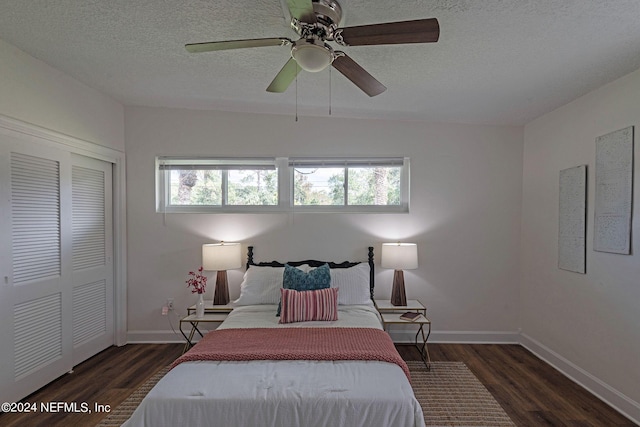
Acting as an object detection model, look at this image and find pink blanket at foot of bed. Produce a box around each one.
[171,327,410,381]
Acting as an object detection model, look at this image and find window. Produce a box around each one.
[290,158,405,210]
[157,158,279,212]
[156,157,409,213]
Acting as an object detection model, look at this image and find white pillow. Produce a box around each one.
[233,265,309,305]
[330,263,371,305]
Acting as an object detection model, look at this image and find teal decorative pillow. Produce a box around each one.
[276,263,331,316]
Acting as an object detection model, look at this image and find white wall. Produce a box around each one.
[124,106,523,342]
[521,68,640,420]
[0,38,124,151]
[0,38,127,346]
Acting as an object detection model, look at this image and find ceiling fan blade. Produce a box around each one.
[185,37,292,53]
[286,0,317,23]
[336,18,439,46]
[266,58,302,93]
[332,54,386,97]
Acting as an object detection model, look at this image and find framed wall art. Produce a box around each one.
[558,165,587,273]
[593,126,634,254]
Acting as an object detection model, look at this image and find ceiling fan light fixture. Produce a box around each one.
[185,0,440,96]
[291,41,333,72]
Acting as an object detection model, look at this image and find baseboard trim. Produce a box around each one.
[127,330,191,344]
[128,329,520,345]
[520,333,640,425]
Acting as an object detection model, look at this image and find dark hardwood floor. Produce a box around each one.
[0,344,183,427]
[404,344,636,426]
[0,343,635,426]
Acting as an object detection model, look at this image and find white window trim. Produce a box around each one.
[289,157,409,213]
[156,157,281,213]
[156,156,409,213]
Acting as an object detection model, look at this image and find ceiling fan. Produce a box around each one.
[185,0,439,97]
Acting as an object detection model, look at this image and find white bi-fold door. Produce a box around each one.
[70,154,114,366]
[0,136,114,403]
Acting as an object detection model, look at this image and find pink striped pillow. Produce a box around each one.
[279,287,339,324]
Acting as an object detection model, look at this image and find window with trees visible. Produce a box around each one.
[156,157,409,213]
[157,158,278,211]
[290,159,405,208]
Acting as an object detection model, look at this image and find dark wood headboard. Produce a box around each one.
[246,246,375,300]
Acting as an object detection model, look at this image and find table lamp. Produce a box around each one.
[381,242,418,306]
[202,242,242,305]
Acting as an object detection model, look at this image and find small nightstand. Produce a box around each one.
[187,301,235,315]
[180,304,234,354]
[376,299,431,370]
[375,299,426,315]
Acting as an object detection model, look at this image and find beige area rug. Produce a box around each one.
[96,366,170,427]
[409,361,515,426]
[97,361,514,427]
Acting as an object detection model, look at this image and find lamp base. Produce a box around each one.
[213,270,230,305]
[390,270,407,306]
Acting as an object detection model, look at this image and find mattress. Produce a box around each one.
[123,304,425,427]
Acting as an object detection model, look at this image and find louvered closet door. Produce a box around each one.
[70,154,113,365]
[0,139,114,404]
[0,142,73,404]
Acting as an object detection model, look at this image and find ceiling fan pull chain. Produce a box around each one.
[329,66,332,116]
[295,70,299,122]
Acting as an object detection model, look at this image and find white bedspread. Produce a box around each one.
[123,304,425,427]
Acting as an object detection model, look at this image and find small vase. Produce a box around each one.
[196,293,205,318]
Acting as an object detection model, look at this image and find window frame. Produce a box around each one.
[289,157,409,213]
[156,156,409,213]
[156,157,282,213]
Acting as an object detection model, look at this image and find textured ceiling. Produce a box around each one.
[1,0,640,125]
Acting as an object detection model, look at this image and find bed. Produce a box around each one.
[123,247,425,427]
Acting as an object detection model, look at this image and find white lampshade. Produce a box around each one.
[291,40,332,72]
[202,242,242,271]
[381,243,418,270]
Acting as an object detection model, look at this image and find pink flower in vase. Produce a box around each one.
[186,266,207,294]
